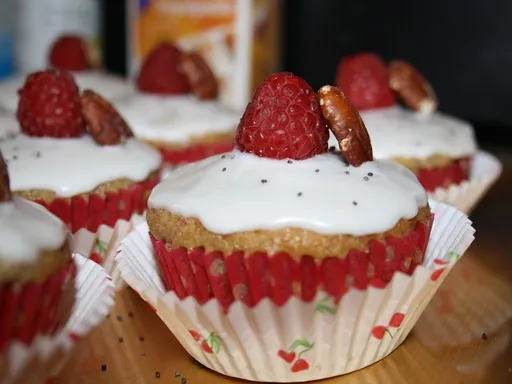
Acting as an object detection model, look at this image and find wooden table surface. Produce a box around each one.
[54,147,512,384]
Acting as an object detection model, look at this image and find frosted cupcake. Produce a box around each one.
[0,35,133,114]
[114,43,240,166]
[333,53,478,192]
[148,73,431,310]
[117,73,475,382]
[0,151,76,355]
[0,69,161,273]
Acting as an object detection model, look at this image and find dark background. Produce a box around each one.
[103,0,512,146]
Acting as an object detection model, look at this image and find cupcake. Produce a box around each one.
[0,69,162,278]
[0,35,133,114]
[117,73,475,382]
[114,42,240,167]
[0,151,76,356]
[332,52,478,193]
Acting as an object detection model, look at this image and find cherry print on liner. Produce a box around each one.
[371,312,406,340]
[188,330,222,354]
[277,338,314,373]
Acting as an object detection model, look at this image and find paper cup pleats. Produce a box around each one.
[429,151,502,214]
[1,255,115,384]
[117,201,474,382]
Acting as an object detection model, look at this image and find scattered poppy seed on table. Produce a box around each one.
[141,351,146,356]
[155,371,160,378]
[482,333,488,340]
[116,315,122,321]
[175,372,181,377]
[139,336,145,342]
[101,364,107,372]
[181,378,187,384]
[118,337,124,343]
[128,312,134,318]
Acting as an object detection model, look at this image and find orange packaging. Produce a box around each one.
[127,0,281,110]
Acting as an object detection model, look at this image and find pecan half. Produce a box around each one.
[318,85,373,167]
[179,51,218,100]
[389,60,438,114]
[80,90,133,146]
[0,152,11,202]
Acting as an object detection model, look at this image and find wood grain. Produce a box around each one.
[54,147,512,384]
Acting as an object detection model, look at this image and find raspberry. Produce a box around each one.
[136,42,190,95]
[49,35,89,71]
[236,72,329,160]
[17,69,85,138]
[335,52,396,110]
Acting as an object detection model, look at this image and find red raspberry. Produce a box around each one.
[236,72,329,160]
[335,52,396,110]
[136,42,190,95]
[49,35,89,71]
[17,69,85,138]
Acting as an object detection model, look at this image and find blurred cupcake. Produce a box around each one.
[333,53,477,191]
[0,34,133,114]
[0,69,162,283]
[117,73,475,382]
[0,151,76,356]
[114,42,240,167]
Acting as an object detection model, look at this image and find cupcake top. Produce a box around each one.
[0,153,67,265]
[149,73,428,237]
[115,42,238,143]
[0,72,133,114]
[2,69,161,197]
[115,94,240,143]
[334,53,478,160]
[328,106,477,160]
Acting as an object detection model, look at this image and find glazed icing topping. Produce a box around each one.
[327,107,477,160]
[149,150,428,235]
[0,71,133,113]
[0,135,162,197]
[114,94,240,143]
[0,196,67,262]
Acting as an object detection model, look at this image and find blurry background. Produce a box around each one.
[2,0,509,145]
[282,0,512,147]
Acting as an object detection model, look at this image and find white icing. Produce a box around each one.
[0,114,20,139]
[0,135,162,197]
[114,94,240,143]
[0,196,67,263]
[0,71,134,113]
[328,107,478,160]
[149,150,428,236]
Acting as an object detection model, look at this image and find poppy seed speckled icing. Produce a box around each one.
[148,150,427,236]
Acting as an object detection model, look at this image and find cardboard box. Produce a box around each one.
[127,0,281,110]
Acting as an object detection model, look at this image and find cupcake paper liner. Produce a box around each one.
[33,175,159,234]
[417,157,470,192]
[149,218,432,312]
[428,150,502,214]
[116,200,474,382]
[32,175,159,289]
[71,213,146,289]
[0,261,77,354]
[158,141,234,166]
[0,254,114,384]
